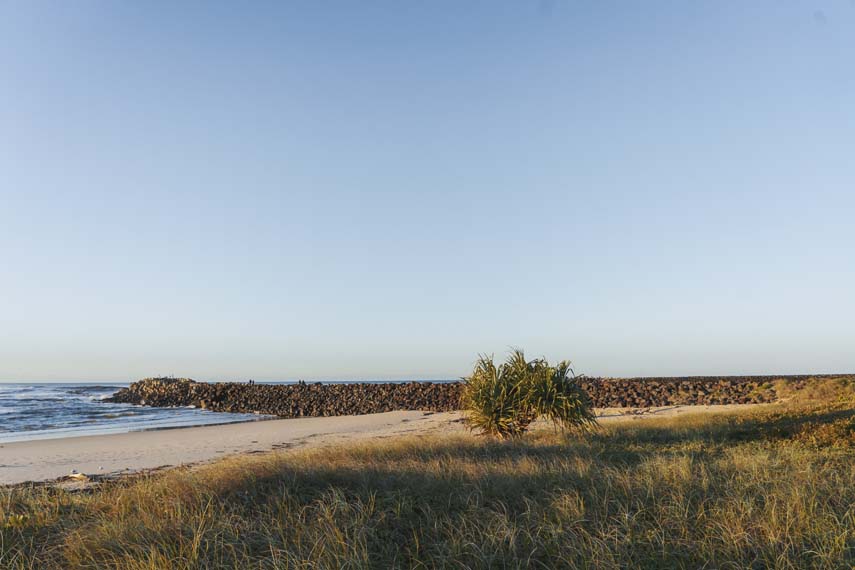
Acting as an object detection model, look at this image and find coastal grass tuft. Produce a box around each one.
[3,384,855,568]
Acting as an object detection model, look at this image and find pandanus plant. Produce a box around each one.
[461,349,596,438]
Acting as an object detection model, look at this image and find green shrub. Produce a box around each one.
[461,350,596,438]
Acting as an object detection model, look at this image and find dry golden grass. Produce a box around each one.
[3,379,855,569]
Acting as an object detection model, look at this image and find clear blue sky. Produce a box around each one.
[1,1,853,382]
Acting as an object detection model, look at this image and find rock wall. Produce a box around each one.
[106,378,462,416]
[106,375,847,417]
[580,376,776,407]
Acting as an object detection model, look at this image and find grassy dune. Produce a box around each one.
[3,379,855,569]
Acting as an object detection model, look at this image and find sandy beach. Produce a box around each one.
[0,410,465,486]
[0,404,765,486]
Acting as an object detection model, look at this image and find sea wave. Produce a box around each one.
[0,383,267,443]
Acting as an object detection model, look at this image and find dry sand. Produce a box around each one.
[0,404,768,486]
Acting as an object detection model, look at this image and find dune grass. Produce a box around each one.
[3,379,855,569]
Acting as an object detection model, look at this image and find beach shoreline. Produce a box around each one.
[0,410,465,487]
[0,403,770,487]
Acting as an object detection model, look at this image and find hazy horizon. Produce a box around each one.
[3,369,855,385]
[2,1,853,382]
[0,375,469,383]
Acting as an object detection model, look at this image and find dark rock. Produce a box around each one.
[104,374,846,418]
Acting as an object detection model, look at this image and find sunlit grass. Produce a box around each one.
[3,379,855,569]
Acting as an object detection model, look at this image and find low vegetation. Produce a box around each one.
[2,378,855,569]
[461,350,596,438]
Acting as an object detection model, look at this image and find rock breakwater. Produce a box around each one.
[580,376,778,408]
[106,375,847,418]
[107,378,462,417]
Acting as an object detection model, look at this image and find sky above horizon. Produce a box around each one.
[2,1,854,382]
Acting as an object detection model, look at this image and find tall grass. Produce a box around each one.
[3,385,855,569]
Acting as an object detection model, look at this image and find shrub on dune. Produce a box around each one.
[461,349,596,438]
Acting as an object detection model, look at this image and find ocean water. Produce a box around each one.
[0,383,269,443]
